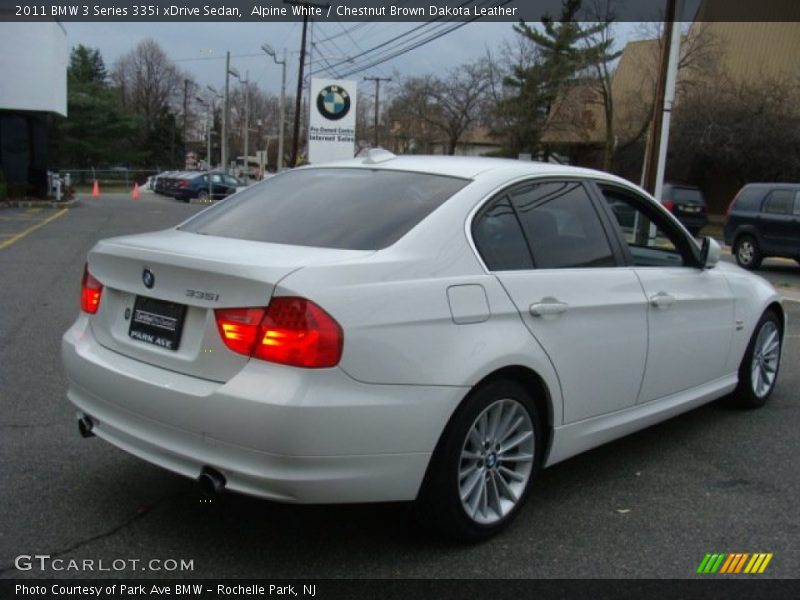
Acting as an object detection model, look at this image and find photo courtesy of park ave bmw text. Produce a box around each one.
[0,0,799,597]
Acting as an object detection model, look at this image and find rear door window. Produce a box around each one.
[180,168,468,250]
[510,181,616,269]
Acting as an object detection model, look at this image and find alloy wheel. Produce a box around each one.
[458,398,535,525]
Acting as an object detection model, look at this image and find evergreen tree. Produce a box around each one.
[494,0,620,159]
[49,46,141,170]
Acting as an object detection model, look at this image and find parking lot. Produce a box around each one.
[1,193,799,579]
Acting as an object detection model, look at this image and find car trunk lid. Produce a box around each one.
[87,229,371,382]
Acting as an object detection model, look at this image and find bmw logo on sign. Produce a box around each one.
[316,85,351,121]
[142,268,155,289]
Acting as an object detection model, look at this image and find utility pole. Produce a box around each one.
[262,44,287,171]
[285,0,329,167]
[641,0,679,199]
[222,51,231,173]
[243,71,250,184]
[364,76,391,148]
[182,78,189,169]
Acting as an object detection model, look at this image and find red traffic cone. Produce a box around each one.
[131,182,141,201]
[92,180,100,198]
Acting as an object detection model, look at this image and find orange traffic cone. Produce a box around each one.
[92,180,100,198]
[131,182,140,201]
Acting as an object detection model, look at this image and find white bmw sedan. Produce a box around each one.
[63,153,784,540]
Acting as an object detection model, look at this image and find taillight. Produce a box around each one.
[726,195,738,216]
[80,264,103,314]
[215,308,265,355]
[215,298,343,368]
[179,180,189,188]
[663,200,674,212]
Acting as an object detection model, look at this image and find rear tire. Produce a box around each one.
[728,310,782,409]
[415,379,542,542]
[734,235,762,270]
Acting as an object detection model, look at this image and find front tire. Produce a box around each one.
[197,190,210,201]
[729,310,782,409]
[416,379,542,541]
[734,235,762,269]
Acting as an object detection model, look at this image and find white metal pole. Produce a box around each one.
[654,9,683,202]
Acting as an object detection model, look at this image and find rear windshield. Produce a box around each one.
[671,187,704,204]
[179,168,469,250]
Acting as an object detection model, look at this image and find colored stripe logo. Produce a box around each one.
[697,552,773,574]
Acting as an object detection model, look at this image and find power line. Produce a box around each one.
[308,0,494,77]
[337,1,512,78]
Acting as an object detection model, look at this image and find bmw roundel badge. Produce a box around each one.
[142,268,155,289]
[316,85,351,121]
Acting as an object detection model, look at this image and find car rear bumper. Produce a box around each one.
[62,315,465,503]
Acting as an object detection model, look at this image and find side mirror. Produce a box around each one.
[700,236,721,269]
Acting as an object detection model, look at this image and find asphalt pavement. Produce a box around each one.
[1,193,798,579]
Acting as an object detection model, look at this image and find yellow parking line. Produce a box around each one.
[0,208,68,250]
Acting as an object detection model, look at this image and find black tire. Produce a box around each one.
[197,190,209,202]
[728,310,782,409]
[734,234,762,270]
[415,379,542,542]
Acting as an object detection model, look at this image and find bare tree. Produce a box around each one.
[581,0,623,170]
[113,39,187,130]
[391,62,491,155]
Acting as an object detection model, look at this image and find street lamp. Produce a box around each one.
[262,43,287,171]
[222,52,239,174]
[230,70,251,184]
[197,91,221,200]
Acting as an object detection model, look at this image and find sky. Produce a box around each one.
[62,20,642,100]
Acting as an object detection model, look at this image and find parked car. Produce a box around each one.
[661,183,708,235]
[63,153,784,541]
[724,183,800,269]
[173,172,243,202]
[153,171,181,196]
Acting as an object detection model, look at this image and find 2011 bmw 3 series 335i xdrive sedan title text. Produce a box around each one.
[63,152,784,540]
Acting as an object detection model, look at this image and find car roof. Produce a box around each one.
[303,154,634,187]
[742,182,800,189]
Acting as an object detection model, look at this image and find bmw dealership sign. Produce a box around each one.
[308,78,357,164]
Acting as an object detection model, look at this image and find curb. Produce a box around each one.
[1,198,79,209]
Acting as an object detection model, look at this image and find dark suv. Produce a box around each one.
[724,183,800,269]
[661,183,708,235]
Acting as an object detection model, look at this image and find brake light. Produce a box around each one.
[179,180,189,188]
[80,264,103,314]
[662,200,674,212]
[215,298,343,368]
[215,308,265,355]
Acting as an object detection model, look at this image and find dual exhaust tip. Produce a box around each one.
[77,413,227,497]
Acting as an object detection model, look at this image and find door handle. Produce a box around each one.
[649,291,676,309]
[530,299,569,318]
